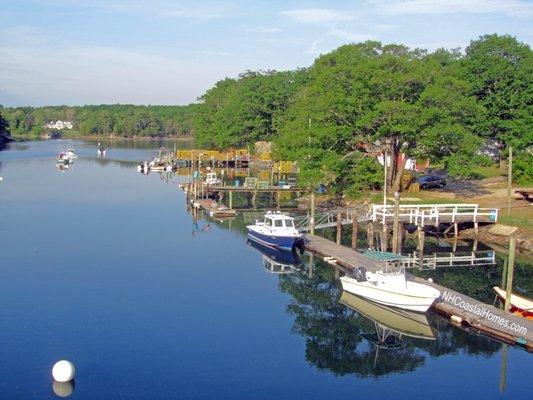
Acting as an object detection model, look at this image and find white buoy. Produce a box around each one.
[428,278,434,283]
[52,360,75,382]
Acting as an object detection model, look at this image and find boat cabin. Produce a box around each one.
[262,212,296,230]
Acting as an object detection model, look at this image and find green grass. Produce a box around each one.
[498,214,532,230]
[470,165,505,179]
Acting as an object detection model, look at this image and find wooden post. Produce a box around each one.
[308,253,314,279]
[229,190,233,210]
[367,222,374,248]
[397,223,404,253]
[335,266,339,279]
[501,257,508,294]
[351,219,358,250]
[504,236,516,312]
[252,190,257,209]
[381,224,387,252]
[507,146,512,217]
[392,192,400,253]
[310,191,315,235]
[336,213,342,244]
[417,226,425,268]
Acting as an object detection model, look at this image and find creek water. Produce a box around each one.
[0,139,530,399]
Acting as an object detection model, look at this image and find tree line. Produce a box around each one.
[193,34,532,190]
[1,34,531,190]
[0,104,196,138]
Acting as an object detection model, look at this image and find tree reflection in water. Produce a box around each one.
[278,256,501,377]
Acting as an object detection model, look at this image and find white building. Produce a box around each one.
[44,120,74,130]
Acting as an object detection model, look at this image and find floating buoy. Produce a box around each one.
[428,278,434,283]
[52,360,75,382]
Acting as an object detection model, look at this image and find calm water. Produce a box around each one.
[0,140,530,399]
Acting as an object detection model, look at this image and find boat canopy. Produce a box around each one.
[264,211,295,229]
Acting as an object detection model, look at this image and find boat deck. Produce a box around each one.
[303,234,533,351]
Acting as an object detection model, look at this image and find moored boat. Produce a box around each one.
[246,211,302,251]
[340,267,441,313]
[65,148,78,159]
[493,286,533,319]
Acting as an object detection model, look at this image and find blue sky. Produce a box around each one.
[1,0,532,106]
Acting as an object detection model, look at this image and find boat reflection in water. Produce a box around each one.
[247,239,301,274]
[340,291,437,364]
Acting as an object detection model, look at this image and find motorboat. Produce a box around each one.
[137,161,149,174]
[340,265,441,313]
[65,148,78,159]
[247,239,300,274]
[57,151,71,165]
[246,211,302,251]
[494,287,533,319]
[205,172,221,186]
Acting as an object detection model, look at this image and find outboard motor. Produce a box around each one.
[353,266,367,282]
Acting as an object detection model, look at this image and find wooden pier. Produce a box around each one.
[303,234,533,351]
[194,199,236,218]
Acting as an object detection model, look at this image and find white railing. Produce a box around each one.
[389,250,496,270]
[372,204,498,226]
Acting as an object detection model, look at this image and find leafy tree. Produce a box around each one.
[461,34,533,182]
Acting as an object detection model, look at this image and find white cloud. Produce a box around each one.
[327,29,377,42]
[379,0,533,17]
[281,8,355,24]
[245,27,282,33]
[305,38,325,55]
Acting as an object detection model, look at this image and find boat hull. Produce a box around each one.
[247,227,301,251]
[340,276,440,313]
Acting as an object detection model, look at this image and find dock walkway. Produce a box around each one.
[303,234,533,351]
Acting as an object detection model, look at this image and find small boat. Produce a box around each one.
[57,151,71,165]
[205,172,221,186]
[97,148,106,157]
[493,287,533,319]
[246,211,302,251]
[65,148,78,159]
[340,266,441,313]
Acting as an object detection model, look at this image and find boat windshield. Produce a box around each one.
[274,220,283,228]
[264,217,272,227]
[285,219,294,228]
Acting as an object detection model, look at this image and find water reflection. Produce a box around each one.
[52,380,75,397]
[278,259,501,377]
[247,239,301,274]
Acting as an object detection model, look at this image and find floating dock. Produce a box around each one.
[303,234,533,351]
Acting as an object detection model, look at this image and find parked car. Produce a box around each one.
[417,175,446,189]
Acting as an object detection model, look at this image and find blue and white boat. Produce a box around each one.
[246,211,303,251]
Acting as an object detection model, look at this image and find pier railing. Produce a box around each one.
[294,208,370,232]
[400,250,497,270]
[372,203,498,227]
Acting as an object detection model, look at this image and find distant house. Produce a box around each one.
[44,120,74,130]
[377,153,429,172]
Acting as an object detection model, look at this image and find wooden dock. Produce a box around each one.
[303,234,533,351]
[195,199,236,218]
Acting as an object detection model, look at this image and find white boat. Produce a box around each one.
[65,148,78,159]
[205,172,221,186]
[246,211,303,251]
[57,151,71,165]
[340,266,440,313]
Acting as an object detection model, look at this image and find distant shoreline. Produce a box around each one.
[12,134,195,142]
